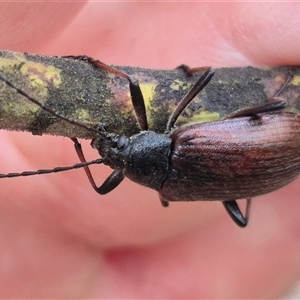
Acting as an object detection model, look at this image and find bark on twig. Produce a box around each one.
[0,51,299,139]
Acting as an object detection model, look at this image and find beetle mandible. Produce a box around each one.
[0,56,298,228]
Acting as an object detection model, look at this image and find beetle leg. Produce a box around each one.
[166,68,215,131]
[226,101,286,119]
[226,68,293,120]
[71,137,124,194]
[126,77,148,131]
[71,137,100,192]
[97,169,125,194]
[159,196,169,207]
[222,199,251,228]
[177,64,211,76]
[63,55,148,131]
[273,68,294,97]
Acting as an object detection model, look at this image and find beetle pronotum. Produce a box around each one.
[0,56,297,227]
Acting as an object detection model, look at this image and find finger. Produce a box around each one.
[0,2,86,52]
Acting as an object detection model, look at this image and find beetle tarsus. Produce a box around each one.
[177,64,211,76]
[159,197,169,207]
[222,199,251,228]
[63,55,130,80]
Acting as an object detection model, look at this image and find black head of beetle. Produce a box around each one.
[92,130,172,191]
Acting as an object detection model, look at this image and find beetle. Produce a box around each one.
[0,56,297,227]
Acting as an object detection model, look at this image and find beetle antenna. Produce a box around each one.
[0,73,101,135]
[0,158,103,178]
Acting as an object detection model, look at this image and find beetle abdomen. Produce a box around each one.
[159,113,300,201]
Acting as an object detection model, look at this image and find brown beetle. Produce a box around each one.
[0,57,297,227]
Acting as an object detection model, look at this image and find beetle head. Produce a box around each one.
[91,133,130,171]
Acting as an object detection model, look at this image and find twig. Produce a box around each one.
[0,51,299,139]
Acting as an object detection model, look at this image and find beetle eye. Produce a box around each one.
[117,136,129,150]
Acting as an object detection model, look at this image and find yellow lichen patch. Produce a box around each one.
[290,75,300,86]
[139,82,157,108]
[178,110,220,125]
[75,108,91,123]
[0,54,62,97]
[170,79,191,91]
[139,82,158,127]
[22,63,61,87]
[2,99,39,117]
[0,54,64,121]
[0,54,27,69]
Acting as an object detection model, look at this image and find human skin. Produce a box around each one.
[1,2,300,298]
